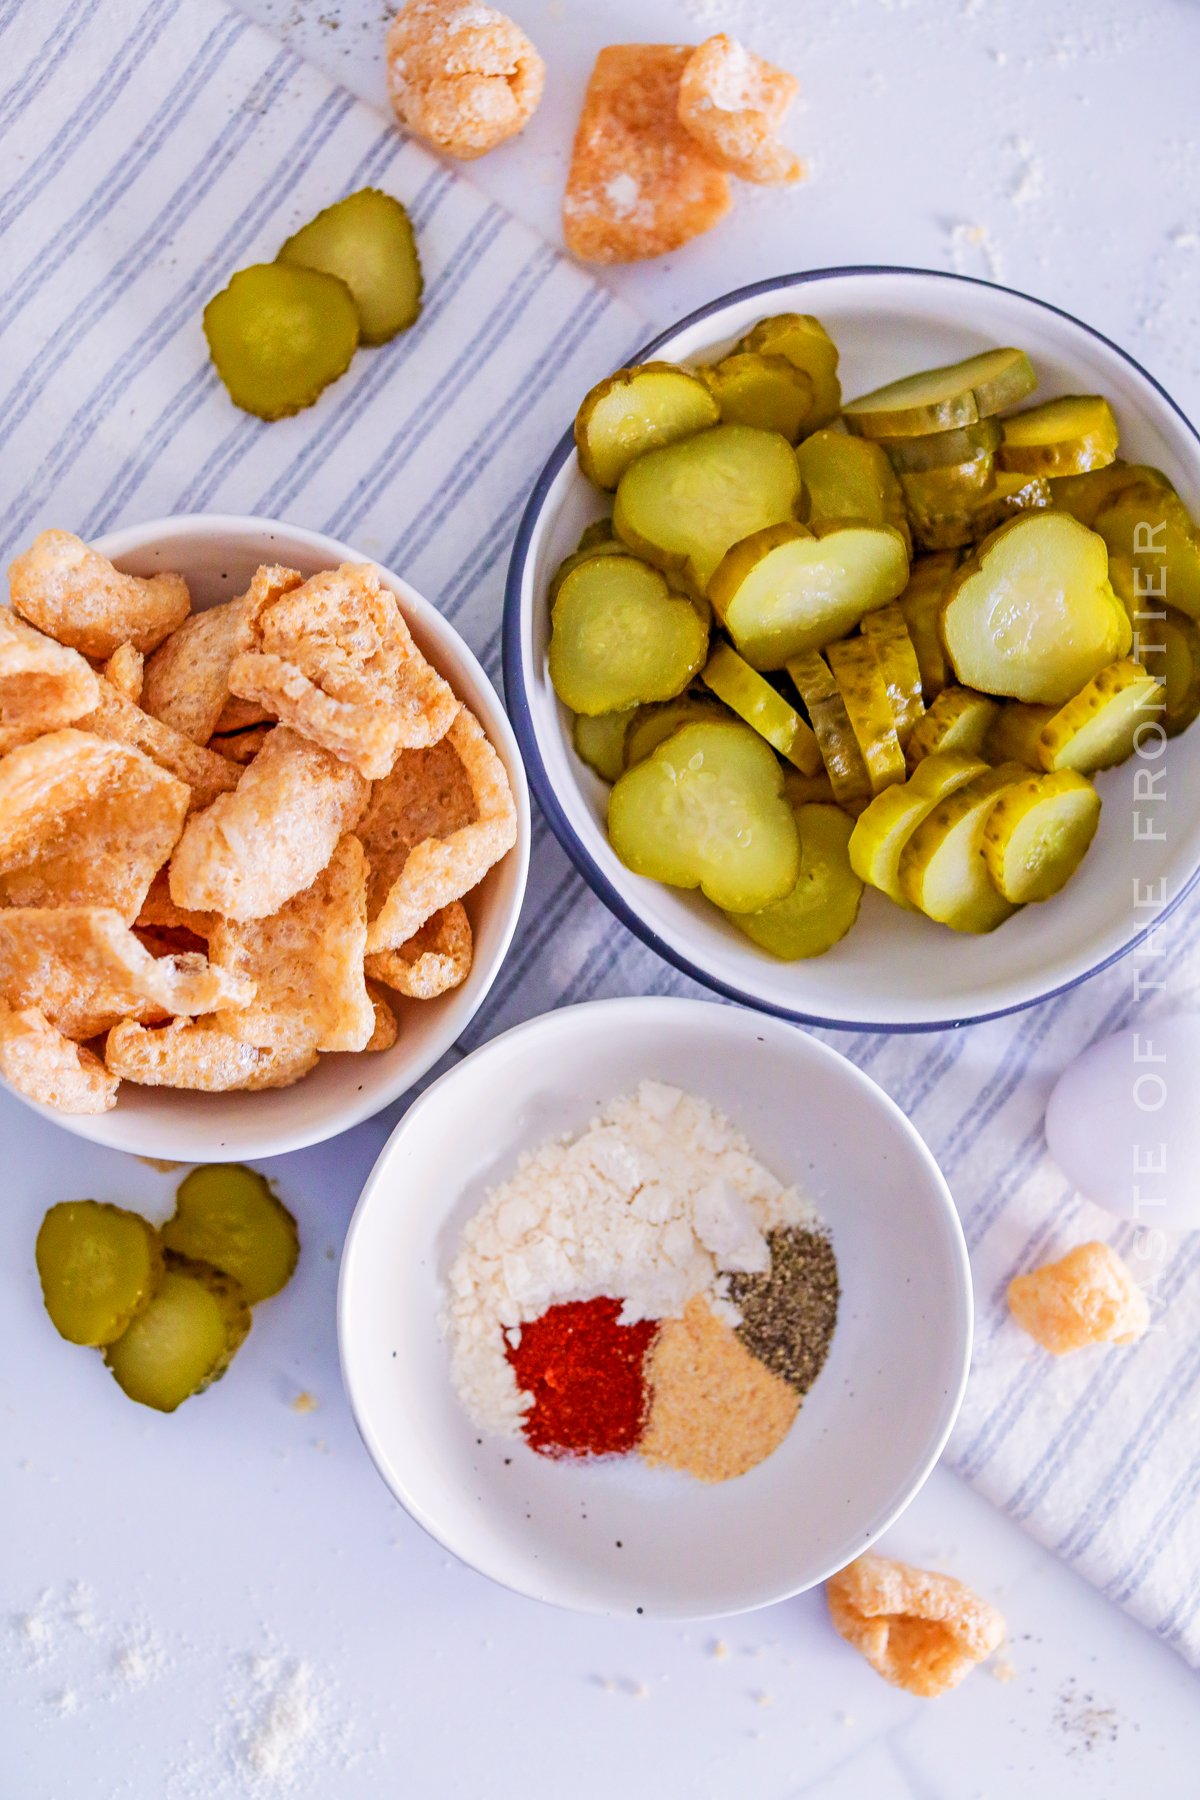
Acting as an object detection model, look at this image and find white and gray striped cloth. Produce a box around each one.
[3,0,1198,1666]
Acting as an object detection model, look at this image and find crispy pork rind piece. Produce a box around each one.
[136,869,216,942]
[141,565,300,745]
[1007,1240,1150,1354]
[214,694,273,734]
[677,34,804,185]
[0,906,254,1041]
[0,999,118,1114]
[76,678,240,812]
[365,900,473,1000]
[361,707,517,952]
[228,562,459,780]
[105,1018,318,1092]
[385,0,545,160]
[8,530,191,659]
[168,727,368,921]
[210,723,272,765]
[102,642,144,704]
[363,982,399,1052]
[0,610,100,754]
[827,1555,1005,1698]
[0,729,189,921]
[562,45,731,265]
[210,833,375,1055]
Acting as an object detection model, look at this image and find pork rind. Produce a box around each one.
[141,564,300,745]
[563,45,731,264]
[0,906,254,1041]
[677,34,804,185]
[385,0,545,160]
[366,900,473,999]
[167,727,367,921]
[77,678,240,812]
[228,563,459,780]
[827,1555,1005,1698]
[105,1017,317,1092]
[363,983,399,1052]
[1007,1240,1150,1354]
[0,999,118,1114]
[361,707,517,951]
[102,642,144,704]
[215,695,273,733]
[136,869,215,942]
[210,723,272,765]
[0,609,100,754]
[0,729,188,921]
[210,833,375,1054]
[8,530,190,659]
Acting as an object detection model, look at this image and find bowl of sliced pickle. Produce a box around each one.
[504,268,1200,1029]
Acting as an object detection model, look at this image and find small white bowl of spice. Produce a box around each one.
[338,996,972,1618]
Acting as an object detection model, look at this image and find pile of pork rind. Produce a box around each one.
[0,531,517,1114]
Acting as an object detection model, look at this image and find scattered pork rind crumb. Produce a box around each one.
[677,34,804,185]
[76,677,240,812]
[102,642,144,705]
[1007,1240,1150,1354]
[141,564,300,745]
[105,1017,317,1092]
[0,999,118,1113]
[827,1554,1005,1698]
[386,0,544,160]
[563,45,731,264]
[0,610,100,755]
[365,899,473,999]
[8,530,190,659]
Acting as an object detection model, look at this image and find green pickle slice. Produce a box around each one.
[1036,659,1165,773]
[860,603,925,744]
[844,347,1036,438]
[36,1201,163,1347]
[1093,483,1200,622]
[906,687,998,766]
[795,430,910,549]
[702,352,814,441]
[701,642,822,774]
[825,637,906,793]
[575,362,720,490]
[573,708,637,782]
[203,262,360,420]
[982,769,1101,902]
[103,1252,251,1413]
[161,1164,299,1305]
[876,417,1002,474]
[898,551,960,699]
[623,695,727,766]
[1049,462,1170,528]
[737,315,842,430]
[849,752,987,904]
[278,188,422,345]
[785,650,874,811]
[726,804,862,959]
[997,395,1118,478]
[549,555,708,715]
[898,764,1027,933]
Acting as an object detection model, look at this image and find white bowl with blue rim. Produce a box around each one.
[502,268,1200,1032]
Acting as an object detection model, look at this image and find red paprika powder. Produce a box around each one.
[505,1296,659,1458]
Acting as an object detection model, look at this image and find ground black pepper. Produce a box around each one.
[729,1225,839,1394]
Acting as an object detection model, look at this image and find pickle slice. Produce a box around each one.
[701,642,821,774]
[997,395,1118,478]
[1049,461,1170,528]
[573,708,637,781]
[877,417,1002,474]
[786,650,873,811]
[161,1164,299,1305]
[782,768,838,806]
[702,352,814,441]
[607,720,801,912]
[942,514,1131,704]
[578,518,617,551]
[614,424,802,593]
[575,362,720,490]
[203,263,360,420]
[1094,483,1200,621]
[900,449,995,508]
[898,764,1026,932]
[623,694,727,767]
[738,314,841,430]
[795,430,910,549]
[277,188,422,345]
[36,1201,163,1347]
[549,555,708,715]
[725,804,862,959]
[898,551,960,699]
[1037,658,1165,773]
[849,751,987,904]
[984,701,1057,767]
[982,769,1101,902]
[549,542,631,603]
[1136,605,1200,737]
[709,520,909,669]
[909,469,1052,552]
[860,603,925,745]
[844,347,1037,438]
[906,687,998,767]
[825,637,906,793]
[103,1252,250,1412]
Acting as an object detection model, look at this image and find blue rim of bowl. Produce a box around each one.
[502,265,1200,1035]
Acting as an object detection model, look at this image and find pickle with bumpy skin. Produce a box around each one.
[737,314,841,430]
[849,751,987,904]
[898,551,960,699]
[103,1252,250,1412]
[1036,659,1165,773]
[900,450,995,508]
[701,642,822,774]
[203,263,360,419]
[573,708,637,781]
[1131,605,1200,737]
[825,637,907,793]
[898,763,1026,932]
[1093,483,1200,621]
[844,347,1036,438]
[1049,462,1171,528]
[860,603,925,745]
[725,804,862,959]
[549,555,708,715]
[702,352,814,441]
[575,362,720,490]
[997,395,1118,478]
[907,469,1052,553]
[982,769,1101,902]
[786,649,874,811]
[906,687,998,766]
[36,1201,163,1347]
[277,188,422,345]
[622,695,727,767]
[877,417,1002,474]
[161,1164,298,1305]
[607,720,801,912]
[983,701,1057,768]
[795,430,911,552]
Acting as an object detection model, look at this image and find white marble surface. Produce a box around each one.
[5,0,1200,1794]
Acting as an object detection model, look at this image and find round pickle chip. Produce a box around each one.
[36,1200,163,1347]
[574,362,720,491]
[701,352,814,441]
[726,804,863,959]
[103,1252,251,1413]
[203,262,360,420]
[161,1164,299,1306]
[277,188,423,344]
[548,555,709,716]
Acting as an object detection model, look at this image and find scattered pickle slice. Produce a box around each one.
[702,351,814,440]
[906,687,998,767]
[898,551,960,699]
[825,637,906,792]
[161,1164,299,1305]
[548,555,708,714]
[277,188,422,345]
[36,1200,163,1347]
[573,707,637,781]
[1049,461,1170,528]
[726,803,862,958]
[983,701,1057,768]
[844,347,1036,438]
[849,751,987,904]
[941,514,1131,704]
[795,429,910,548]
[607,720,801,912]
[737,314,841,430]
[897,763,1026,932]
[860,603,925,745]
[997,394,1118,478]
[613,423,802,592]
[982,769,1101,902]
[574,362,720,490]
[1093,483,1200,621]
[1036,658,1165,773]
[103,1252,250,1412]
[876,417,1002,474]
[709,519,909,669]
[623,694,727,766]
[203,262,360,420]
[701,642,822,774]
[786,650,873,811]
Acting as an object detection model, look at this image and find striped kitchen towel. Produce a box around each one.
[2,0,1198,1667]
